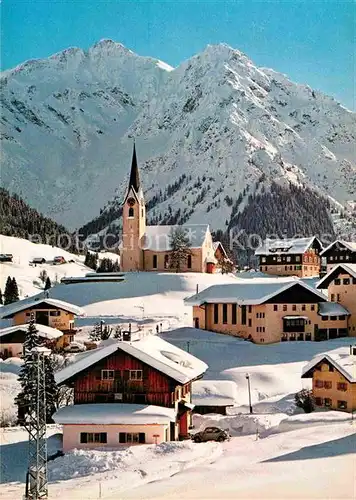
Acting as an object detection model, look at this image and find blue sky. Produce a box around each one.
[2,0,355,109]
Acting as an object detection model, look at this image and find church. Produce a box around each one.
[120,145,226,273]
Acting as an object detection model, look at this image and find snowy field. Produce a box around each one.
[1,237,355,498]
[0,235,119,299]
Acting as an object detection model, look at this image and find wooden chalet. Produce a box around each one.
[255,237,323,277]
[54,335,208,450]
[320,240,356,274]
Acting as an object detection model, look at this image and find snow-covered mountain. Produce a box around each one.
[1,39,355,231]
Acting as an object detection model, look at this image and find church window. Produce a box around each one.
[128,207,134,217]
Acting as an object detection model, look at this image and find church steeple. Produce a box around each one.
[128,141,140,193]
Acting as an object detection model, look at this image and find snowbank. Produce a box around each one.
[193,412,285,436]
[275,410,353,433]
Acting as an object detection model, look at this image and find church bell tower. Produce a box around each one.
[121,143,146,271]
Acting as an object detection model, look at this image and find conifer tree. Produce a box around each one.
[44,276,52,290]
[11,277,19,302]
[16,314,41,424]
[169,227,192,273]
[4,276,13,305]
[44,355,58,423]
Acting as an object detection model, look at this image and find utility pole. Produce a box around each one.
[246,373,253,414]
[24,347,50,500]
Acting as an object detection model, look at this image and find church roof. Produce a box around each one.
[142,224,210,251]
[128,142,140,193]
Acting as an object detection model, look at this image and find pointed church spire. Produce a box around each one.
[128,140,140,193]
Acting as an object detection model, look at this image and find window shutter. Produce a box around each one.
[139,433,146,444]
[119,432,126,443]
[80,432,87,443]
[101,433,107,443]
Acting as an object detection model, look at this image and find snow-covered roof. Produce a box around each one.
[255,237,321,256]
[302,347,356,383]
[0,323,63,340]
[318,302,350,317]
[53,403,176,425]
[1,297,85,319]
[184,280,327,306]
[317,263,356,289]
[192,380,238,407]
[142,224,209,251]
[56,335,208,385]
[320,240,356,256]
[213,241,228,258]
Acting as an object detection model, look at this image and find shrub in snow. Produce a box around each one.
[294,389,315,413]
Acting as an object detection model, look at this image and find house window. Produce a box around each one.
[119,432,145,444]
[338,315,346,321]
[187,255,192,269]
[222,304,228,324]
[334,279,341,285]
[153,255,158,269]
[241,305,246,325]
[315,397,323,406]
[337,294,340,302]
[337,382,347,391]
[232,304,237,325]
[324,381,332,389]
[101,370,115,380]
[324,398,332,407]
[214,304,219,324]
[301,304,306,311]
[322,316,328,321]
[337,400,347,410]
[315,379,323,388]
[80,432,107,444]
[128,207,134,217]
[296,256,300,262]
[129,370,143,381]
[311,304,315,311]
[164,254,169,269]
[283,305,287,311]
[343,278,350,285]
[273,305,278,311]
[248,305,252,313]
[50,310,61,316]
[292,304,296,311]
[248,318,252,327]
[261,257,266,263]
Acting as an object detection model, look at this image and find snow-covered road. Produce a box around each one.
[118,423,356,500]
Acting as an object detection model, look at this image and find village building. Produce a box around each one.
[302,345,356,412]
[0,297,85,347]
[255,237,323,278]
[184,280,350,344]
[320,240,356,273]
[0,323,63,358]
[317,263,356,337]
[54,334,208,451]
[192,380,238,415]
[120,145,226,273]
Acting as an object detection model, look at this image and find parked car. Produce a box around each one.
[53,256,66,265]
[32,257,46,264]
[64,342,86,353]
[191,426,230,443]
[0,254,13,263]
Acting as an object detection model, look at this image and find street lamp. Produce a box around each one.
[246,373,253,414]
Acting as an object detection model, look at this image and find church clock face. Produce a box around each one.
[127,197,136,207]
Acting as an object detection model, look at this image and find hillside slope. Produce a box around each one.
[1,40,355,230]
